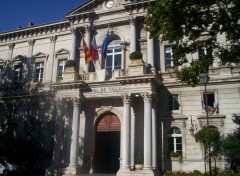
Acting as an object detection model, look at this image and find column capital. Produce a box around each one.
[122,93,132,103]
[141,92,152,102]
[70,26,78,34]
[7,43,15,49]
[84,25,92,33]
[72,97,83,106]
[129,16,136,24]
[120,41,128,51]
[49,35,57,43]
[27,39,35,46]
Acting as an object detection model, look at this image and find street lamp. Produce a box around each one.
[199,73,212,176]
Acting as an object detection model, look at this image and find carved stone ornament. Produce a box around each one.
[73,97,81,106]
[49,35,57,42]
[7,43,15,49]
[28,39,35,46]
[122,93,131,103]
[141,92,152,102]
[70,26,78,34]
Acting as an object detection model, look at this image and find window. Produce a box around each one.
[168,127,182,156]
[106,47,122,71]
[14,64,23,81]
[202,92,218,113]
[0,65,3,75]
[35,62,44,82]
[57,60,66,79]
[169,94,180,111]
[165,47,174,68]
[198,43,212,60]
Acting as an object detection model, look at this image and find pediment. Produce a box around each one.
[12,55,25,62]
[66,0,125,17]
[55,48,70,55]
[33,52,48,59]
[0,58,5,64]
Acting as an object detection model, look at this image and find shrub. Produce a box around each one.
[65,60,75,67]
[135,152,143,164]
[129,51,143,60]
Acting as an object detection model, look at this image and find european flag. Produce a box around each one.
[101,30,109,59]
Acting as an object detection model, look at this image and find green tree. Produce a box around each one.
[221,116,240,173]
[145,0,240,86]
[195,126,221,155]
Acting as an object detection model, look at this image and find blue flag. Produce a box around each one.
[101,30,109,58]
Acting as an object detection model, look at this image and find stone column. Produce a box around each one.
[65,98,81,175]
[129,17,136,52]
[130,105,135,170]
[70,26,78,61]
[142,92,152,170]
[27,39,35,57]
[152,98,157,170]
[120,41,127,70]
[53,99,64,166]
[121,93,131,170]
[46,35,57,83]
[84,26,91,73]
[7,43,15,60]
[147,32,155,69]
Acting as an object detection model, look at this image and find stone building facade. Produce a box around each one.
[0,0,239,176]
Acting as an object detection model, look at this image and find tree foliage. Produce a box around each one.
[195,126,220,147]
[221,116,240,172]
[145,0,240,86]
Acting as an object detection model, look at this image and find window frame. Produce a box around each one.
[164,46,174,69]
[105,47,122,71]
[35,62,44,82]
[201,91,218,113]
[167,127,183,156]
[57,59,66,80]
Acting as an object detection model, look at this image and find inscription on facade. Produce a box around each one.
[84,86,122,93]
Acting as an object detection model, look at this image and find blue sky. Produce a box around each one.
[0,0,86,32]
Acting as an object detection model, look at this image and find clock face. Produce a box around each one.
[106,0,114,9]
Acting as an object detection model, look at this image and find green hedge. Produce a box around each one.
[129,51,143,60]
[65,60,75,67]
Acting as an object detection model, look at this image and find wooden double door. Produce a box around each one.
[94,112,121,173]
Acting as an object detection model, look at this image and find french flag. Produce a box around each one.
[90,34,99,61]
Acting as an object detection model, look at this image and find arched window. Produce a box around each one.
[105,35,122,79]
[168,127,182,155]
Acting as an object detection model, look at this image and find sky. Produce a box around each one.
[0,0,86,32]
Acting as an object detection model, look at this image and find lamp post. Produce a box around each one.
[199,73,212,176]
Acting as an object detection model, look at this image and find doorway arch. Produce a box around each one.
[94,112,121,173]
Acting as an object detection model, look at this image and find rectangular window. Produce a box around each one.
[35,62,44,82]
[169,94,180,111]
[57,60,66,79]
[106,48,122,71]
[14,64,23,81]
[202,92,217,113]
[165,47,173,68]
[198,45,207,60]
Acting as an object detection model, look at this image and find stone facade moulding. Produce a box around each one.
[94,106,122,124]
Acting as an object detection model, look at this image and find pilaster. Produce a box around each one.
[129,17,136,52]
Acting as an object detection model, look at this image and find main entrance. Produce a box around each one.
[94,112,120,173]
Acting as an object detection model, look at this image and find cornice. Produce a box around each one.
[0,20,70,42]
[50,81,87,90]
[123,0,155,13]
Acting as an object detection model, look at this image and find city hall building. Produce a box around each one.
[0,0,239,176]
